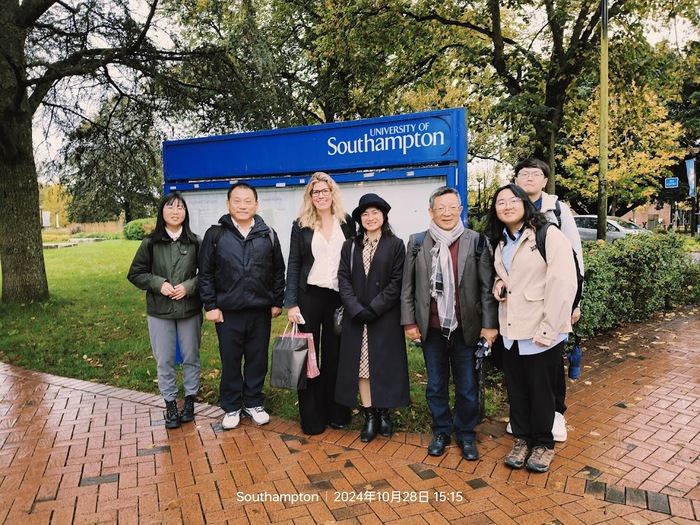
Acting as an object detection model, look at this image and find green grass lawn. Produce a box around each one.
[0,240,505,433]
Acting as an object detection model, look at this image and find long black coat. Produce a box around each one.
[335,235,410,409]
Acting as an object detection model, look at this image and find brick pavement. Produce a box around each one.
[0,304,698,524]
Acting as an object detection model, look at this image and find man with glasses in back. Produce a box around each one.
[401,186,498,460]
[512,158,584,442]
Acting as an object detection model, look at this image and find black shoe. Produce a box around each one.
[328,422,347,430]
[456,438,479,461]
[360,407,379,443]
[427,433,451,456]
[164,400,181,429]
[180,395,195,423]
[378,409,393,437]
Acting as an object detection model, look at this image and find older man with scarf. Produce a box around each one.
[401,186,499,459]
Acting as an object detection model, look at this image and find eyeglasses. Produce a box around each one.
[432,205,460,215]
[516,171,545,180]
[165,204,185,211]
[311,188,331,197]
[495,197,523,208]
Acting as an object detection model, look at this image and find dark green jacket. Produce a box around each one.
[127,236,202,319]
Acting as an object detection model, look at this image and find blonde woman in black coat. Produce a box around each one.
[285,172,356,434]
[336,194,409,443]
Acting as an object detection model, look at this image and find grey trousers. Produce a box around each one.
[147,314,202,401]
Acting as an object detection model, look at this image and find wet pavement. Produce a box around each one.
[1,305,698,524]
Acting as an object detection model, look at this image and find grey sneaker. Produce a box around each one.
[243,406,270,426]
[526,446,555,473]
[222,409,241,430]
[504,438,530,469]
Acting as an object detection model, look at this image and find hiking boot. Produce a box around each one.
[504,438,530,469]
[526,446,555,473]
[164,400,181,429]
[222,409,241,430]
[243,406,270,426]
[552,412,567,442]
[180,395,196,423]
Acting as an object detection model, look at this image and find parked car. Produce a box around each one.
[573,215,652,242]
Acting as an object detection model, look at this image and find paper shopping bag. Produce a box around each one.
[270,324,309,390]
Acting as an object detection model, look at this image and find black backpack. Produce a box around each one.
[535,222,583,311]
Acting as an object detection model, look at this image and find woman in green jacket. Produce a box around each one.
[128,192,202,429]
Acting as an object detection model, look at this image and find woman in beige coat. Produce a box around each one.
[486,184,577,474]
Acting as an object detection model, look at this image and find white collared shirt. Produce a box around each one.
[307,218,344,291]
[165,227,182,241]
[232,217,254,239]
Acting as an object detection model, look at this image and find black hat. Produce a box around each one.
[352,193,391,223]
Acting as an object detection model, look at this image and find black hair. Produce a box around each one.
[513,158,550,179]
[355,207,394,246]
[485,184,548,247]
[227,182,258,201]
[151,192,198,244]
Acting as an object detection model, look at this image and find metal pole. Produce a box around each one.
[597,0,609,241]
[477,177,483,214]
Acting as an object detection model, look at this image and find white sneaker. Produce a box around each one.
[243,406,270,426]
[552,412,568,442]
[222,410,241,429]
[506,412,567,442]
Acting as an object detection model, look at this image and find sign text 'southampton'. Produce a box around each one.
[327,128,446,156]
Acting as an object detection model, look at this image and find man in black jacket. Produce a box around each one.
[199,182,285,430]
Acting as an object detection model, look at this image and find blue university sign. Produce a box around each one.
[163,108,466,187]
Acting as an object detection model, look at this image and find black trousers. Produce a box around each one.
[503,340,563,449]
[216,307,271,413]
[555,351,567,414]
[296,285,351,434]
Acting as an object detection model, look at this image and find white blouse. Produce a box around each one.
[307,217,345,291]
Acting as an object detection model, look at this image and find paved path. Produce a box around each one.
[1,305,698,524]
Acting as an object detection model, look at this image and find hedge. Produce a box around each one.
[576,231,700,339]
[123,218,156,240]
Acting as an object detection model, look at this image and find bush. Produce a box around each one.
[576,232,698,339]
[123,218,156,240]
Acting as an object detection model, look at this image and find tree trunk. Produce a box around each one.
[0,6,50,302]
[0,113,49,302]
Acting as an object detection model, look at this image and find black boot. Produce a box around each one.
[360,407,378,443]
[378,408,393,437]
[164,400,181,429]
[180,395,196,423]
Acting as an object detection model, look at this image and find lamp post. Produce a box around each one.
[476,176,483,214]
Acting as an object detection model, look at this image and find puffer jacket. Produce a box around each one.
[494,225,577,346]
[127,235,202,319]
[198,214,285,312]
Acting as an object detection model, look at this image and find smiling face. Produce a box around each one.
[429,192,463,231]
[163,198,186,231]
[495,188,525,232]
[515,167,547,201]
[227,186,258,225]
[361,206,384,236]
[310,180,332,213]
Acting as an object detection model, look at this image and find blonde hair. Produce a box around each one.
[297,172,347,229]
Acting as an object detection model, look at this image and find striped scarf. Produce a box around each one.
[428,221,464,337]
